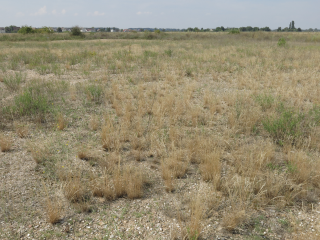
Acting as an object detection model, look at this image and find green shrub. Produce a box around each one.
[229,29,240,34]
[18,26,36,34]
[86,84,104,104]
[36,27,54,34]
[3,80,68,117]
[70,26,83,37]
[262,105,305,145]
[164,49,173,57]
[278,37,286,47]
[255,93,275,111]
[14,86,50,116]
[143,31,155,40]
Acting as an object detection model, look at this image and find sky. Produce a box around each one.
[1,0,319,29]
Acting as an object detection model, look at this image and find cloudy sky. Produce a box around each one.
[1,0,319,29]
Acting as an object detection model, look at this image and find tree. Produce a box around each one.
[221,26,225,31]
[18,26,35,34]
[253,27,259,31]
[57,27,62,33]
[37,26,54,34]
[297,28,302,32]
[292,21,295,29]
[5,25,19,33]
[277,27,282,32]
[246,26,253,31]
[289,22,292,29]
[261,27,271,32]
[70,26,83,36]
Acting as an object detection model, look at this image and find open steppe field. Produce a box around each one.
[1,32,320,239]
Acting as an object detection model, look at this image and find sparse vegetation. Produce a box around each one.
[1,32,320,239]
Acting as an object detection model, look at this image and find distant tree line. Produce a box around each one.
[277,21,302,32]
[3,21,318,34]
[17,26,54,34]
[184,26,271,32]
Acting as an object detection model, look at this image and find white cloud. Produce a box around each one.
[87,11,105,16]
[52,10,57,15]
[31,6,47,16]
[61,9,66,14]
[93,11,105,16]
[137,11,152,15]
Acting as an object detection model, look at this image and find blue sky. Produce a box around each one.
[1,0,319,29]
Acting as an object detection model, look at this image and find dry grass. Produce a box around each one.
[2,33,320,239]
[101,124,120,151]
[28,143,48,164]
[113,168,126,198]
[161,150,189,180]
[56,113,67,131]
[124,166,145,199]
[0,135,12,152]
[199,149,221,187]
[222,207,247,232]
[89,115,100,131]
[45,197,62,224]
[187,193,204,239]
[14,122,29,138]
[63,176,90,203]
[91,175,115,200]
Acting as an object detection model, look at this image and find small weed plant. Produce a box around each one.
[262,105,305,145]
[278,37,286,47]
[3,72,25,91]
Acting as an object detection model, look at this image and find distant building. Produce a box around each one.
[0,27,5,33]
[111,28,120,32]
[12,27,21,32]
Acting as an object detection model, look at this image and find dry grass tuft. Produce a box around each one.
[57,113,67,131]
[14,122,29,138]
[187,193,204,239]
[287,150,311,184]
[113,168,126,198]
[89,115,100,131]
[222,208,247,232]
[0,135,12,152]
[28,143,48,164]
[63,176,90,203]
[161,151,189,180]
[91,176,115,200]
[199,150,221,187]
[77,147,94,161]
[124,166,145,199]
[45,197,62,224]
[101,124,119,151]
[70,86,77,101]
[132,149,144,161]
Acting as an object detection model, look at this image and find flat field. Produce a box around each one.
[1,32,320,239]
